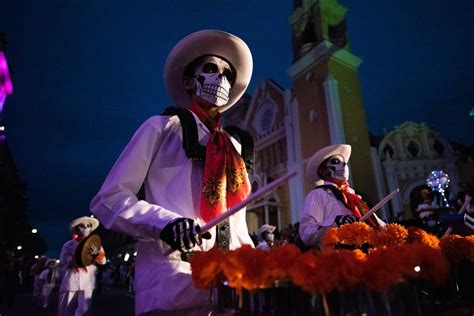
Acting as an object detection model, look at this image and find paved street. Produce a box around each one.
[0,285,135,316]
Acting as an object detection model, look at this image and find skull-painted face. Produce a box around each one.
[325,154,349,182]
[192,56,235,107]
[73,223,92,239]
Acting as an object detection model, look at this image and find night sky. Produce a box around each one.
[1,0,473,257]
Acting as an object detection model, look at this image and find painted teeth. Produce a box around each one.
[202,84,229,101]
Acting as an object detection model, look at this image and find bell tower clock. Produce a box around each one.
[286,0,381,214]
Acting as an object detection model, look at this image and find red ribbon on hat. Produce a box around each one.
[190,101,251,222]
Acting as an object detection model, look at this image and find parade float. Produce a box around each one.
[190,222,474,315]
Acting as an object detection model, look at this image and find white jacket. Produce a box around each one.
[90,114,253,314]
[59,239,98,291]
[299,181,385,247]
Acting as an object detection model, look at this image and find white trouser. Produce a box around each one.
[40,286,54,307]
[57,289,94,316]
[33,275,42,297]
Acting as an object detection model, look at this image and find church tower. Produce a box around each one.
[286,0,380,212]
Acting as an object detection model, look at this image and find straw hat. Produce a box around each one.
[69,216,99,232]
[164,29,253,113]
[306,144,351,184]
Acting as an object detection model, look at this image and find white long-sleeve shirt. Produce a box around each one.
[39,268,59,289]
[90,113,253,314]
[299,181,385,247]
[58,239,102,291]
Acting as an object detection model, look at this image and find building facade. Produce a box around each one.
[224,0,383,233]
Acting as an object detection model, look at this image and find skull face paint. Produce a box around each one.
[325,154,349,181]
[74,223,92,239]
[192,56,234,107]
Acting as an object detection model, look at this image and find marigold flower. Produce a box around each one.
[190,247,225,289]
[407,227,439,248]
[374,223,408,247]
[363,247,404,292]
[265,244,302,282]
[221,245,271,291]
[440,234,470,264]
[288,251,320,293]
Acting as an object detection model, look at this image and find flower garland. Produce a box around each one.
[190,224,473,295]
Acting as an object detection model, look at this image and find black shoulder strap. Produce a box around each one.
[223,125,255,173]
[314,185,345,204]
[160,107,254,172]
[161,106,206,161]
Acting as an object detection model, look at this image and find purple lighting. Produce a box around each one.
[0,51,13,113]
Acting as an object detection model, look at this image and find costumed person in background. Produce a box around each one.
[256,224,276,251]
[31,255,47,301]
[90,29,254,316]
[38,258,59,309]
[127,260,135,294]
[57,216,106,316]
[416,188,437,222]
[299,144,385,249]
[456,191,472,214]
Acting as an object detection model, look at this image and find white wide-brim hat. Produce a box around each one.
[164,29,253,113]
[45,258,58,267]
[306,144,351,184]
[69,216,99,232]
[257,224,276,239]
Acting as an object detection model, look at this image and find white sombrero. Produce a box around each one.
[45,258,58,267]
[306,144,351,184]
[164,29,253,113]
[257,224,276,240]
[69,216,99,232]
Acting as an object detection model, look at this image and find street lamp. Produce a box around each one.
[32,228,38,234]
[17,245,22,250]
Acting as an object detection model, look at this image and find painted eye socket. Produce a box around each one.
[223,68,235,83]
[330,158,341,164]
[202,63,218,73]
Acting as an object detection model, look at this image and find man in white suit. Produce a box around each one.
[90,30,255,315]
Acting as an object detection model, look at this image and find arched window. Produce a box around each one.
[383,143,394,158]
[433,140,445,157]
[406,140,420,158]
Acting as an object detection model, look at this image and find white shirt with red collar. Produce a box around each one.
[90,114,254,314]
[299,181,385,248]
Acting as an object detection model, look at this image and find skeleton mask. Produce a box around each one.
[325,154,349,181]
[265,233,275,243]
[74,223,92,239]
[192,56,234,107]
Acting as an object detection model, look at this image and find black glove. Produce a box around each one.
[159,218,211,252]
[334,215,358,227]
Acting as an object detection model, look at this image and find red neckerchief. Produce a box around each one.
[339,181,381,228]
[190,101,251,222]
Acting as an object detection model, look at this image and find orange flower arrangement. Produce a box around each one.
[220,245,271,291]
[466,235,474,262]
[321,222,375,252]
[189,224,471,296]
[190,247,225,289]
[288,251,319,293]
[407,227,440,248]
[265,244,302,282]
[373,223,408,248]
[316,249,367,293]
[363,247,404,292]
[407,244,450,286]
[440,234,473,264]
